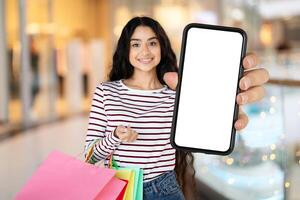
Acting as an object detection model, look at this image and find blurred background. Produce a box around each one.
[0,0,300,199]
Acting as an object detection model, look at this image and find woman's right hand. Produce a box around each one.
[113,125,138,142]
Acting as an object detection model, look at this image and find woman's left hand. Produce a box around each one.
[163,53,269,131]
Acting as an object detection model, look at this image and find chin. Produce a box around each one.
[136,66,157,73]
[133,63,159,72]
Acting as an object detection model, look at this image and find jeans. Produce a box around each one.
[143,171,185,200]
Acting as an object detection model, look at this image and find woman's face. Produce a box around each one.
[129,26,161,74]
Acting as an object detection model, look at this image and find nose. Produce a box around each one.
[140,44,150,56]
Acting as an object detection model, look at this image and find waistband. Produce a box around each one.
[143,170,177,193]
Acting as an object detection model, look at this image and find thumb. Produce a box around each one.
[163,72,178,90]
[118,125,127,133]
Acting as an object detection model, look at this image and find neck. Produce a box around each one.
[124,70,163,90]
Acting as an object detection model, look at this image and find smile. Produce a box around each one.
[138,58,154,64]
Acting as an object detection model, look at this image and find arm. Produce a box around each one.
[85,84,121,163]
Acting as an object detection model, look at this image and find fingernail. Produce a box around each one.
[246,57,253,67]
[242,95,248,104]
[235,121,241,129]
[240,94,248,104]
[242,78,250,90]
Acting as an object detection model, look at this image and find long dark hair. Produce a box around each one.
[109,16,177,85]
[108,16,196,198]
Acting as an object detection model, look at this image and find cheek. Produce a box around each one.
[149,45,161,58]
[129,50,137,64]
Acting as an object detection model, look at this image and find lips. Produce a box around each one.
[138,58,154,64]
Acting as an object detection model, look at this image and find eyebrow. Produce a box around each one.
[130,37,158,42]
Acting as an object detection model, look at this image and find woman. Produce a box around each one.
[85,16,269,199]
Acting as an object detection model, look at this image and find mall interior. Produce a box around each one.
[0,0,300,199]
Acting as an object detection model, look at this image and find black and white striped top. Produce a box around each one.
[85,80,176,182]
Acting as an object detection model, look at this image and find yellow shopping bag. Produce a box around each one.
[126,167,143,200]
[114,168,135,200]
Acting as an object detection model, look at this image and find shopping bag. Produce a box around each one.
[86,141,143,200]
[136,168,143,200]
[114,168,135,200]
[116,180,128,200]
[128,167,143,200]
[110,157,143,200]
[96,178,128,200]
[15,150,126,200]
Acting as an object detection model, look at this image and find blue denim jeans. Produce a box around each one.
[143,171,185,200]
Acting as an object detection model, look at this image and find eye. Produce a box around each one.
[149,41,158,46]
[131,43,140,47]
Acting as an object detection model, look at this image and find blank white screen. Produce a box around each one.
[174,27,243,152]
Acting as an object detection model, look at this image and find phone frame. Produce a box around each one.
[170,23,247,155]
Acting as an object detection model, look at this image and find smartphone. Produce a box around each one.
[171,23,247,155]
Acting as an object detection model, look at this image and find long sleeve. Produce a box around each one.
[85,84,121,162]
[85,80,176,181]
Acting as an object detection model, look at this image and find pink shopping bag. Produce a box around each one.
[96,178,128,200]
[15,150,127,200]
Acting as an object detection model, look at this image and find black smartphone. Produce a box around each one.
[171,23,247,155]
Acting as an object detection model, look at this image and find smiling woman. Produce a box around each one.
[109,17,178,87]
[84,15,270,200]
[128,26,161,77]
[85,16,195,200]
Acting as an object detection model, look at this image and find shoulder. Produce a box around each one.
[93,80,123,100]
[96,80,122,91]
[95,80,127,97]
[161,87,176,96]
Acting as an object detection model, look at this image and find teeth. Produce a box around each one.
[139,58,153,63]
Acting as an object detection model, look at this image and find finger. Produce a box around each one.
[124,132,134,142]
[126,126,135,135]
[119,134,129,142]
[128,132,138,142]
[124,126,134,141]
[235,110,249,130]
[126,124,132,131]
[236,86,265,105]
[239,68,269,90]
[118,126,127,133]
[163,72,178,90]
[133,131,138,140]
[127,125,137,142]
[243,53,259,70]
[133,132,138,141]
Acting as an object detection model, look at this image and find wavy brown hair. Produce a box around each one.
[175,150,197,199]
[108,16,196,199]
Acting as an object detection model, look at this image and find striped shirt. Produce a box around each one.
[85,80,176,182]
